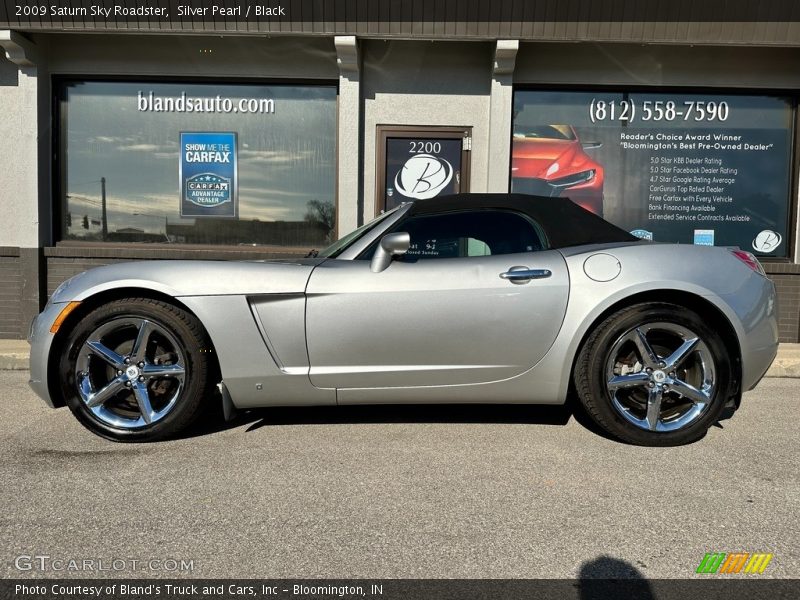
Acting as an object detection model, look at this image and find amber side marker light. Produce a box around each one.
[50,301,82,334]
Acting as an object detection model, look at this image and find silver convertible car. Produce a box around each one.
[29,194,778,446]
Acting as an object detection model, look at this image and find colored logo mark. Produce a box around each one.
[396,154,453,200]
[752,229,782,253]
[185,173,231,208]
[693,229,715,246]
[696,552,773,574]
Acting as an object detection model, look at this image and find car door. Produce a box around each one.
[304,209,570,390]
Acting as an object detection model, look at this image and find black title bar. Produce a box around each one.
[2,0,800,26]
[4,579,800,600]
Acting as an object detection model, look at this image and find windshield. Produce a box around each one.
[316,206,403,258]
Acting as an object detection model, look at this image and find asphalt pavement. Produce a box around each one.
[1,370,798,579]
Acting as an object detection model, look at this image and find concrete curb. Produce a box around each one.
[0,341,798,376]
[767,345,800,378]
[0,341,32,371]
[0,354,29,370]
[767,361,800,378]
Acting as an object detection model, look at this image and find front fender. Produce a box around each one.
[31,258,329,410]
[51,260,319,303]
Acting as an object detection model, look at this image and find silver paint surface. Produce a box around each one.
[29,229,778,411]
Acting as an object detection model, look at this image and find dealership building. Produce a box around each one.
[1,1,799,342]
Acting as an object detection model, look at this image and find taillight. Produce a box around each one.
[730,249,766,276]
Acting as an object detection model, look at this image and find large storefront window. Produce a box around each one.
[511,90,794,258]
[61,81,337,248]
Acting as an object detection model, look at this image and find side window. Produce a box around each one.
[363,210,545,260]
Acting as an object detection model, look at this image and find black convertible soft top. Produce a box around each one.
[407,193,638,249]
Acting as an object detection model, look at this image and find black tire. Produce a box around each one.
[574,302,732,446]
[58,298,213,442]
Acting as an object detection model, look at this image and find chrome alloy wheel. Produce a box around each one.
[74,317,187,429]
[604,322,716,433]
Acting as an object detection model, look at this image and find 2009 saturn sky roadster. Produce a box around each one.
[29,194,778,446]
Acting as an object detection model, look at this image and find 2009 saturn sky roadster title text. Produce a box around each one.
[15,3,286,18]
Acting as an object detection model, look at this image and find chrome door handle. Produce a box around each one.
[499,266,552,284]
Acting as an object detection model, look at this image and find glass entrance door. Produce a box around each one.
[376,126,471,214]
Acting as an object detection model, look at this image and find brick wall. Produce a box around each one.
[765,263,800,343]
[0,248,21,338]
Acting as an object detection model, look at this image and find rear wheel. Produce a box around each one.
[59,298,212,442]
[574,302,732,446]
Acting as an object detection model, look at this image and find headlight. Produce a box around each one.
[549,169,595,188]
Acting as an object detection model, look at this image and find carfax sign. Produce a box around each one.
[180,132,238,218]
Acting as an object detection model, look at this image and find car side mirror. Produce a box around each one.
[370,232,411,273]
[582,141,603,149]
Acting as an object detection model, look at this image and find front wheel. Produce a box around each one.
[574,302,733,446]
[58,298,213,442]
